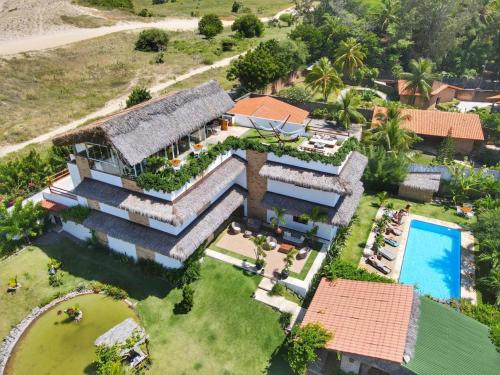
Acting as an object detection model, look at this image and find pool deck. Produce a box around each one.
[359,208,477,303]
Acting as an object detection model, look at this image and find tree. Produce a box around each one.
[400,58,439,104]
[305,57,343,102]
[278,86,311,103]
[333,90,365,129]
[366,117,421,153]
[95,345,124,375]
[448,161,499,203]
[177,284,195,313]
[198,14,223,39]
[372,0,400,35]
[436,129,455,164]
[289,23,325,61]
[135,28,169,52]
[362,145,408,191]
[271,207,286,233]
[126,87,152,108]
[287,323,332,374]
[334,37,366,79]
[279,13,295,27]
[231,14,264,38]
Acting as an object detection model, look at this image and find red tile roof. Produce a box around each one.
[486,94,500,101]
[372,106,484,141]
[397,80,461,97]
[227,96,309,124]
[302,278,414,364]
[40,199,67,212]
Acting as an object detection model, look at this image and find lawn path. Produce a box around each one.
[0,53,244,157]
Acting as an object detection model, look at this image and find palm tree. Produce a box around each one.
[333,90,365,129]
[252,235,267,268]
[366,117,421,153]
[305,57,343,102]
[375,102,410,124]
[271,207,286,234]
[373,0,400,34]
[322,14,348,43]
[400,58,439,105]
[334,38,366,79]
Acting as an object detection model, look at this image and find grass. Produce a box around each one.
[412,152,436,165]
[130,0,291,18]
[288,242,322,280]
[340,193,476,265]
[0,236,293,374]
[240,129,306,148]
[60,15,115,28]
[0,27,288,145]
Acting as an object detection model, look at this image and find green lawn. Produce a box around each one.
[0,236,293,374]
[341,193,475,265]
[412,152,436,165]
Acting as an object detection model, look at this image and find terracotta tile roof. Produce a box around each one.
[486,94,500,101]
[371,106,484,141]
[397,80,461,97]
[227,96,309,124]
[40,199,67,212]
[302,278,414,364]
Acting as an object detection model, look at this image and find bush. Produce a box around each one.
[137,8,153,17]
[126,86,152,108]
[279,311,292,329]
[362,145,408,192]
[269,282,285,296]
[135,28,169,52]
[309,107,334,120]
[95,345,123,375]
[180,260,201,286]
[324,259,394,283]
[152,0,166,4]
[278,86,311,103]
[221,38,236,51]
[61,205,91,224]
[48,273,64,287]
[103,284,128,299]
[198,14,223,39]
[287,323,332,374]
[176,284,195,313]
[81,0,133,10]
[279,13,295,27]
[231,1,241,13]
[231,14,264,38]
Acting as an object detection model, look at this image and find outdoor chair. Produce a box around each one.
[230,221,242,234]
[378,247,396,261]
[297,247,310,260]
[384,237,400,247]
[367,256,391,275]
[266,236,277,249]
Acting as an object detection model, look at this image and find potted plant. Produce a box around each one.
[271,207,286,235]
[374,233,384,260]
[7,276,20,292]
[169,158,182,170]
[64,304,83,322]
[193,143,204,151]
[252,236,267,270]
[281,248,298,279]
[305,226,318,246]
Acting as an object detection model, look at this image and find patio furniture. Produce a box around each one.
[283,231,304,245]
[266,236,277,249]
[384,237,400,247]
[278,243,295,254]
[230,221,242,234]
[378,247,396,261]
[297,247,310,260]
[387,227,402,236]
[456,205,475,219]
[243,230,252,238]
[367,256,391,275]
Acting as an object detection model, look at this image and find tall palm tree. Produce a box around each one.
[305,57,343,102]
[271,207,286,234]
[400,58,439,105]
[373,0,400,34]
[333,90,365,129]
[375,101,410,124]
[322,14,348,43]
[367,117,421,153]
[334,38,366,79]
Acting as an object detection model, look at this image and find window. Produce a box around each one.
[177,135,190,155]
[292,215,308,225]
[85,143,113,162]
[190,126,206,144]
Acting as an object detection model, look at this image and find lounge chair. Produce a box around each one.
[367,256,391,275]
[297,247,310,260]
[387,227,402,236]
[384,237,400,247]
[378,247,396,261]
[230,222,242,234]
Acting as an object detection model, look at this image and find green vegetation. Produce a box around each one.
[436,130,456,164]
[7,294,136,375]
[198,14,224,39]
[78,0,133,10]
[135,28,169,52]
[362,145,408,192]
[305,57,343,102]
[61,205,92,224]
[60,15,115,28]
[240,128,305,148]
[324,259,394,283]
[126,86,152,108]
[95,344,124,375]
[136,135,359,192]
[231,14,265,38]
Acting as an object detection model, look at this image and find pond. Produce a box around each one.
[6,294,136,375]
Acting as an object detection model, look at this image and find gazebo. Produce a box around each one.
[398,172,441,202]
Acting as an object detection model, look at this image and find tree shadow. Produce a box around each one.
[265,342,294,375]
[36,233,175,301]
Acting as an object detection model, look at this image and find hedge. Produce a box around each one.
[136,136,358,192]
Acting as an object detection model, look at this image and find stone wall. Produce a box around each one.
[75,155,91,179]
[398,185,434,203]
[246,150,268,219]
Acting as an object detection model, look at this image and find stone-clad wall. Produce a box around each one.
[246,150,268,219]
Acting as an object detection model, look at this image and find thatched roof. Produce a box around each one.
[53,80,234,166]
[400,173,441,192]
[94,318,145,347]
[259,151,367,195]
[331,181,364,226]
[83,187,246,261]
[73,156,246,226]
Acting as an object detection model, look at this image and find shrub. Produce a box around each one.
[126,86,152,108]
[137,8,153,17]
[90,282,105,293]
[231,1,241,13]
[180,260,201,286]
[231,14,264,38]
[152,0,166,4]
[81,0,133,10]
[309,107,334,120]
[95,345,123,375]
[221,38,236,51]
[154,50,165,64]
[278,86,311,103]
[135,28,169,52]
[324,259,394,283]
[47,258,62,271]
[279,13,295,27]
[176,284,195,313]
[198,14,223,39]
[48,273,64,287]
[279,311,292,329]
[61,205,91,224]
[287,323,332,374]
[103,284,128,299]
[269,282,285,296]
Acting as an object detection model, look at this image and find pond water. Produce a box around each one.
[6,294,136,375]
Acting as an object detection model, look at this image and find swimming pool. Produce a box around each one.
[399,220,461,300]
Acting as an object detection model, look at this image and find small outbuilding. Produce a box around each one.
[398,172,441,202]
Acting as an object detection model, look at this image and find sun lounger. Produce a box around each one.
[387,227,402,236]
[367,256,391,275]
[378,247,396,261]
[384,237,400,247]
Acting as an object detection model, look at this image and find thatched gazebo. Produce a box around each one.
[398,172,441,202]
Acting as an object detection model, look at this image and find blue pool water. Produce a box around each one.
[399,220,461,300]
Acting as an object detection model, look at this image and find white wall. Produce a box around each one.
[234,115,306,136]
[90,170,123,187]
[107,236,137,260]
[340,354,361,374]
[62,220,91,241]
[99,203,130,220]
[155,252,183,269]
[67,161,82,187]
[149,217,190,236]
[77,196,88,206]
[235,170,247,189]
[267,151,352,175]
[267,180,340,208]
[42,191,79,207]
[267,210,337,241]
